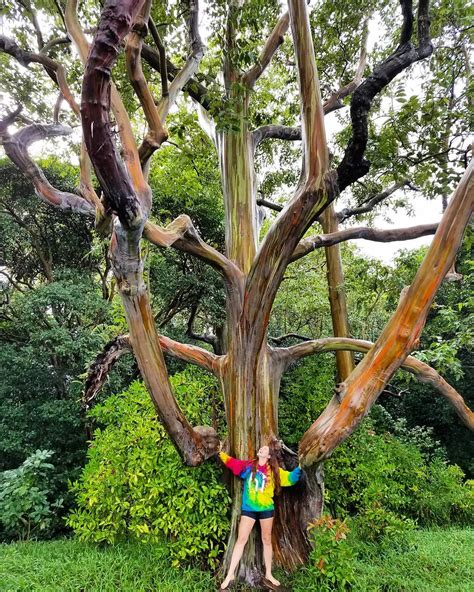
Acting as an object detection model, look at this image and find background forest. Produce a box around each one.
[0,0,473,590]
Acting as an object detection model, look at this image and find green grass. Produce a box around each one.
[350,527,474,592]
[0,528,472,591]
[0,539,214,592]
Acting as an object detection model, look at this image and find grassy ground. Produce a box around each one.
[0,528,472,591]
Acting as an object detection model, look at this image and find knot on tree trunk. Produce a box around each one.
[183,425,220,466]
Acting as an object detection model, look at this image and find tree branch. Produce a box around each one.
[18,0,44,50]
[0,35,80,117]
[125,1,168,170]
[337,0,433,192]
[252,124,302,148]
[276,337,474,430]
[242,0,336,354]
[291,222,439,262]
[148,17,168,98]
[322,18,369,114]
[269,333,311,345]
[83,335,133,410]
[252,18,369,147]
[156,0,205,121]
[299,159,473,465]
[186,303,221,353]
[143,215,244,305]
[0,116,94,216]
[243,12,289,89]
[66,0,149,203]
[337,180,412,222]
[256,197,284,212]
[141,44,211,110]
[83,332,222,409]
[159,333,222,375]
[81,0,151,231]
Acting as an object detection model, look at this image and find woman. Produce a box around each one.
[218,442,301,590]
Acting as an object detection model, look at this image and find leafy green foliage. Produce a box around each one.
[68,373,230,568]
[324,418,473,527]
[0,272,113,474]
[0,450,62,542]
[279,355,335,448]
[293,515,356,591]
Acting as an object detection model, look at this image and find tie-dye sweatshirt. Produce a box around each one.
[219,452,301,512]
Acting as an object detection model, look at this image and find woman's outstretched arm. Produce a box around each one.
[279,466,302,486]
[219,452,251,477]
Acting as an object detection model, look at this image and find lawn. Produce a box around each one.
[0,528,472,591]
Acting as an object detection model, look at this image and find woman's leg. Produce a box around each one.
[260,517,280,586]
[220,515,256,589]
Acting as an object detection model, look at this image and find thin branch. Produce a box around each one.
[323,18,369,114]
[252,19,368,147]
[291,222,439,262]
[243,12,289,89]
[256,197,283,212]
[337,180,411,222]
[0,35,80,116]
[276,337,474,430]
[156,0,205,121]
[141,44,211,109]
[39,36,71,55]
[269,333,311,344]
[125,1,168,170]
[148,17,168,98]
[0,116,94,216]
[337,0,433,192]
[18,0,44,50]
[186,303,220,352]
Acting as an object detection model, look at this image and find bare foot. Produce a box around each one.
[220,575,234,590]
[265,574,281,586]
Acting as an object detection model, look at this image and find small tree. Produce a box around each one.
[0,0,472,585]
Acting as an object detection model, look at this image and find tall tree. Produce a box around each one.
[1,0,473,585]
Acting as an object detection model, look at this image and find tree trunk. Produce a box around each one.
[219,340,323,583]
[320,204,354,381]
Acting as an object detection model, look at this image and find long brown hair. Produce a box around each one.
[251,441,281,494]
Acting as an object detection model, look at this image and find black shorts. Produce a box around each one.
[241,509,274,520]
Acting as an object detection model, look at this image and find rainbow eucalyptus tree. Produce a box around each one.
[1,0,473,585]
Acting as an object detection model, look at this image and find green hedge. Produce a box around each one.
[67,371,230,568]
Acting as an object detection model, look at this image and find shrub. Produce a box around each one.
[351,503,415,550]
[324,419,473,527]
[0,450,62,541]
[293,515,355,591]
[68,370,230,568]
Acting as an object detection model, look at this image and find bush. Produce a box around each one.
[293,515,355,591]
[351,503,415,550]
[68,370,230,568]
[324,418,473,527]
[0,450,63,541]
